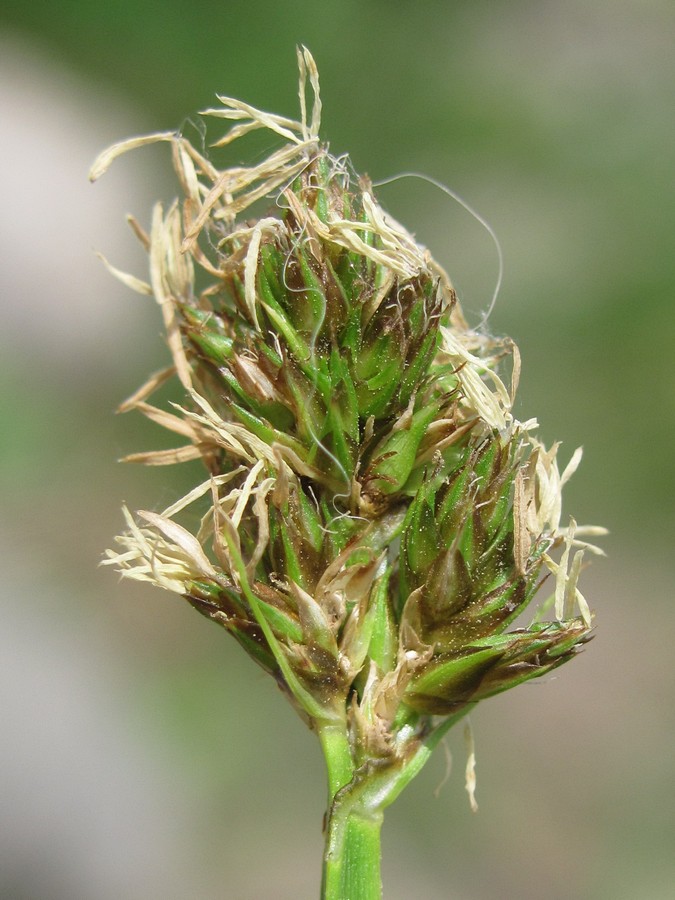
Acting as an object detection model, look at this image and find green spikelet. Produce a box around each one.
[94,47,604,898]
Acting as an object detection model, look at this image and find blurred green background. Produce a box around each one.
[1,1,673,898]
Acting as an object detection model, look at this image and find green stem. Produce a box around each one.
[322,802,383,900]
[317,710,472,899]
[318,723,354,800]
[319,722,383,899]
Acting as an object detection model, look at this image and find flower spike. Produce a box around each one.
[95,49,602,899]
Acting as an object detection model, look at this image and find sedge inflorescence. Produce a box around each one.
[95,48,603,770]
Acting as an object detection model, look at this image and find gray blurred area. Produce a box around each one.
[1,2,673,898]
